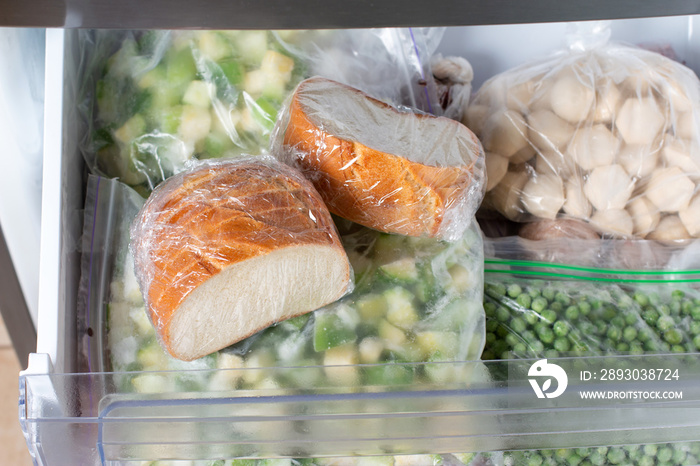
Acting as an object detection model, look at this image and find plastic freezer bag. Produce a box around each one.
[467,22,700,240]
[77,175,486,389]
[272,77,486,242]
[129,156,353,361]
[481,238,700,361]
[77,28,458,197]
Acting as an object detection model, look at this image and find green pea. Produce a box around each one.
[664,328,683,345]
[487,283,506,297]
[602,306,617,320]
[497,325,510,338]
[616,342,629,352]
[588,451,605,466]
[554,337,571,352]
[565,305,580,321]
[611,316,626,328]
[672,344,686,353]
[672,289,685,300]
[542,287,556,301]
[528,288,541,299]
[507,284,523,298]
[485,332,496,344]
[484,302,497,314]
[538,327,555,344]
[689,321,700,336]
[670,301,682,315]
[579,301,592,315]
[513,342,527,354]
[567,454,582,466]
[693,334,700,350]
[496,306,511,322]
[638,457,653,466]
[575,448,589,457]
[541,309,557,324]
[673,447,687,464]
[637,327,652,342]
[606,448,626,464]
[691,306,700,320]
[553,321,570,337]
[682,300,694,315]
[517,294,532,309]
[481,350,495,360]
[634,292,650,306]
[529,340,545,354]
[555,449,570,459]
[527,454,544,466]
[622,326,638,342]
[555,292,571,306]
[532,297,548,313]
[595,447,608,456]
[657,446,673,463]
[550,302,564,312]
[657,315,675,332]
[525,311,540,325]
[624,312,638,326]
[485,319,499,332]
[539,449,554,458]
[511,317,527,334]
[544,349,559,358]
[505,333,521,347]
[685,455,698,465]
[607,326,622,342]
[629,343,644,355]
[642,307,659,325]
[579,322,596,336]
[579,461,593,466]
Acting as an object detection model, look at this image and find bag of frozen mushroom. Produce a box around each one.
[467,21,700,242]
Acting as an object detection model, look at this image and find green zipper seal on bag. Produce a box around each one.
[484,259,700,283]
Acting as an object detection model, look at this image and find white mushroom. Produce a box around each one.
[647,215,691,242]
[527,109,575,152]
[535,150,577,179]
[676,111,698,141]
[509,144,536,164]
[662,78,693,114]
[615,97,666,145]
[484,153,509,191]
[662,139,700,178]
[488,169,530,220]
[568,124,620,171]
[584,164,635,211]
[617,143,660,179]
[627,196,661,237]
[482,109,529,157]
[593,80,622,124]
[549,75,595,123]
[463,104,489,136]
[563,177,592,219]
[645,166,695,212]
[590,209,634,237]
[679,194,700,237]
[506,79,536,111]
[521,173,565,219]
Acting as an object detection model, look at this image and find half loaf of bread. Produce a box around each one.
[278,77,485,241]
[130,157,352,361]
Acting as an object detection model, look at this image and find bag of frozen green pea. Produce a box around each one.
[481,236,700,361]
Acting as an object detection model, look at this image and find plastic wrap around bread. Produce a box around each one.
[467,23,700,241]
[274,77,486,242]
[130,156,353,361]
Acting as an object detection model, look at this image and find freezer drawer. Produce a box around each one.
[20,19,700,464]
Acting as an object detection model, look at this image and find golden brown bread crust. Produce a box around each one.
[283,77,480,238]
[131,158,346,358]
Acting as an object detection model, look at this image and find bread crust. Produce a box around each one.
[131,158,349,359]
[283,77,483,238]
